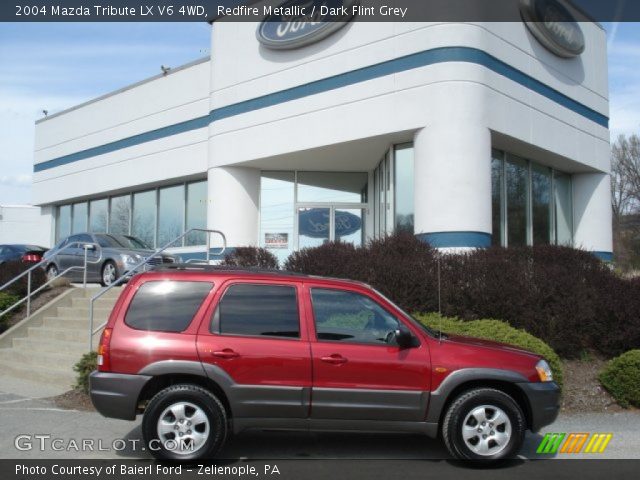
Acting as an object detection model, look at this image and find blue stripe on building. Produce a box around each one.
[34,46,609,174]
[417,231,493,249]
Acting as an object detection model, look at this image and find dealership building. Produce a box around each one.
[31,7,613,262]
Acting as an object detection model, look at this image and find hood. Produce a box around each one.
[444,334,540,359]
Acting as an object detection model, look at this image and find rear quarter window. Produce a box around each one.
[125,281,213,332]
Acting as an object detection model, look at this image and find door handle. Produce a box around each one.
[321,354,348,365]
[211,349,240,359]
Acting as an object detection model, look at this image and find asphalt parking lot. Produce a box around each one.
[1,385,639,462]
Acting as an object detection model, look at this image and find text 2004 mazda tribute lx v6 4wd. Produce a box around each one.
[89,266,559,461]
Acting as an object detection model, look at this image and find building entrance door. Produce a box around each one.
[296,206,366,250]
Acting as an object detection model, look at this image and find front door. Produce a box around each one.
[305,284,431,422]
[196,281,312,419]
[296,206,365,249]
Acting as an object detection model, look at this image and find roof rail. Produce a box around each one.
[152,264,311,277]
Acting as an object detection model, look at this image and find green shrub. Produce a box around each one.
[73,351,98,394]
[0,292,20,333]
[416,313,563,390]
[599,350,640,408]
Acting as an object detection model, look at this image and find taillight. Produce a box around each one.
[97,328,113,372]
[22,254,41,263]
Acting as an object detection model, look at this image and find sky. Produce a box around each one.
[0,21,639,205]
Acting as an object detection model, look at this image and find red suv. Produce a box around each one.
[90,266,559,461]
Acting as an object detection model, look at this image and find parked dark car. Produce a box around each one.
[43,233,178,286]
[0,244,48,266]
[90,266,560,462]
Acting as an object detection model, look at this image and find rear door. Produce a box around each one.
[197,280,312,419]
[305,284,431,422]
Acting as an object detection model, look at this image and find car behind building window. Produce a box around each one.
[125,281,213,332]
[213,284,300,339]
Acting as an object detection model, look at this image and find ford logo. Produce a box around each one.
[257,0,359,50]
[520,0,585,58]
[299,208,362,238]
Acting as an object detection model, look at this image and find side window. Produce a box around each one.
[310,288,399,345]
[125,281,213,332]
[212,284,300,339]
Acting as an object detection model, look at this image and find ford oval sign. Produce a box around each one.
[299,208,362,238]
[520,0,585,58]
[257,0,359,50]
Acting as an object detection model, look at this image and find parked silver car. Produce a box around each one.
[43,233,179,286]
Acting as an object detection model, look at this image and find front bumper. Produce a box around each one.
[517,381,561,432]
[89,371,151,421]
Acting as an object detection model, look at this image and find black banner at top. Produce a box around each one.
[2,0,640,22]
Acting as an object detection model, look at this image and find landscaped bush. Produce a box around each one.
[416,313,563,389]
[74,351,98,394]
[0,261,47,297]
[598,350,640,408]
[221,247,279,269]
[0,292,20,332]
[284,233,640,358]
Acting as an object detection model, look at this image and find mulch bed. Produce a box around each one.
[50,389,95,411]
[560,356,625,413]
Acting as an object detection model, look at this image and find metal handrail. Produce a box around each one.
[0,242,101,319]
[88,229,226,350]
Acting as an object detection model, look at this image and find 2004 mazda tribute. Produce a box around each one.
[90,266,559,461]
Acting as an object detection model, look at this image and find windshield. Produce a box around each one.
[117,235,152,250]
[94,234,126,249]
[373,288,440,338]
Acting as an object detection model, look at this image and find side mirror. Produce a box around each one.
[395,327,417,349]
[83,244,96,251]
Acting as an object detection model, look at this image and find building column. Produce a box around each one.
[207,166,260,251]
[413,123,492,250]
[572,172,613,261]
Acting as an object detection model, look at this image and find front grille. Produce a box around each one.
[144,257,163,266]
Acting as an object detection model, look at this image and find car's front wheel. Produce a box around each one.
[142,384,227,461]
[442,388,525,461]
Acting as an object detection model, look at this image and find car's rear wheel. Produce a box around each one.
[442,388,525,461]
[101,261,118,287]
[46,264,59,282]
[142,384,227,461]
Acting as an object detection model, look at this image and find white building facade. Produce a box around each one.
[32,15,613,262]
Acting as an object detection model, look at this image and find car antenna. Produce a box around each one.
[437,253,443,343]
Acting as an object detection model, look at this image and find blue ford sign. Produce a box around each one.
[257,0,358,50]
[520,0,585,58]
[299,209,362,238]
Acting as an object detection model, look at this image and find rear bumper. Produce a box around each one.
[89,371,151,421]
[517,381,561,432]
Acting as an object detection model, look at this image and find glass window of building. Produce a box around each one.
[110,195,131,236]
[554,173,573,245]
[158,185,184,247]
[71,202,88,234]
[89,199,108,233]
[492,149,573,248]
[531,165,552,245]
[260,172,295,264]
[132,191,155,247]
[491,151,504,246]
[297,172,368,204]
[185,181,208,246]
[56,205,71,241]
[298,207,330,249]
[394,144,414,234]
[506,155,529,247]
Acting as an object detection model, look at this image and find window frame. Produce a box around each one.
[209,281,303,341]
[307,285,407,348]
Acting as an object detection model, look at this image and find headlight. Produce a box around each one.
[535,360,553,382]
[122,254,141,265]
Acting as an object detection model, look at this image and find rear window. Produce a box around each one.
[125,281,213,332]
[212,284,300,339]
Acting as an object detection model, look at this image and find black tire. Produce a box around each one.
[442,388,525,461]
[100,260,118,287]
[46,264,59,281]
[142,384,227,461]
